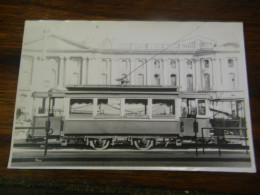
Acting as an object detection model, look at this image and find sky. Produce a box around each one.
[22,20,244,47]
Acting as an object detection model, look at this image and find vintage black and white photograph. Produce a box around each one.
[8,20,256,172]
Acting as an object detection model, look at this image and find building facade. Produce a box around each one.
[16,34,245,122]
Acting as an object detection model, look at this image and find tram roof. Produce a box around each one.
[66,85,178,92]
[32,86,179,97]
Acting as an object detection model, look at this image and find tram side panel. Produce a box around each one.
[31,116,62,137]
[63,120,180,136]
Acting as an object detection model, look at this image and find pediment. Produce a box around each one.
[178,36,215,45]
[23,34,88,51]
[177,36,216,50]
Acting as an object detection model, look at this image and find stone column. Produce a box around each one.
[163,59,168,86]
[219,59,223,89]
[81,58,88,85]
[194,59,201,91]
[130,59,135,85]
[210,58,214,90]
[58,57,66,89]
[30,56,35,85]
[235,58,240,90]
[177,59,180,89]
[179,58,184,91]
[31,56,41,91]
[109,58,112,85]
[145,59,149,86]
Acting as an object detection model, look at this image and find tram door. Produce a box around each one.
[32,97,63,137]
[180,99,198,137]
[180,117,196,137]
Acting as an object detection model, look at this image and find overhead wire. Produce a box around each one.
[116,25,202,83]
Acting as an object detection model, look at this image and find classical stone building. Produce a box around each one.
[16,33,245,122]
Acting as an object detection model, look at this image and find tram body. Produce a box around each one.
[27,86,245,150]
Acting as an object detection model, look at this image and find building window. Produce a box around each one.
[71,72,79,85]
[137,74,144,85]
[203,73,210,90]
[198,100,206,115]
[187,74,193,91]
[170,60,177,69]
[203,59,210,69]
[170,74,177,86]
[122,60,128,69]
[138,60,145,69]
[154,74,161,85]
[101,73,107,85]
[229,73,235,89]
[124,99,148,119]
[154,60,160,69]
[152,99,175,119]
[228,59,234,68]
[69,99,93,118]
[97,98,121,119]
[102,59,108,69]
[186,60,193,69]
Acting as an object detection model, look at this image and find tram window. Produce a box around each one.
[52,98,64,117]
[237,101,245,118]
[198,100,206,115]
[97,98,121,119]
[188,99,197,116]
[38,98,46,114]
[181,99,197,117]
[69,99,93,118]
[124,99,148,119]
[152,99,175,119]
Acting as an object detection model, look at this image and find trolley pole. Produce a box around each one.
[44,89,52,156]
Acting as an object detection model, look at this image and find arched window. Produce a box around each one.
[203,73,210,90]
[154,60,160,69]
[186,60,193,69]
[203,59,210,69]
[229,73,235,89]
[138,60,145,69]
[228,59,234,68]
[187,74,193,91]
[170,74,177,86]
[122,60,128,69]
[101,73,107,85]
[137,74,144,85]
[154,74,161,85]
[170,60,177,69]
[101,59,108,69]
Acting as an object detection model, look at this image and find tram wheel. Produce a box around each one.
[89,139,111,150]
[134,138,154,150]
